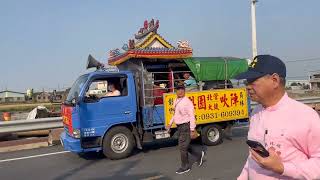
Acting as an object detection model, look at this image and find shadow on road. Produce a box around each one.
[52,158,170,180]
[232,127,249,138]
[53,159,102,180]
[91,159,171,180]
[71,127,247,162]
[77,151,105,160]
[135,138,207,154]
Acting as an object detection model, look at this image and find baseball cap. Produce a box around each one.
[235,55,286,82]
[176,84,186,90]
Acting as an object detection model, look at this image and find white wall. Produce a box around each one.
[0,91,25,98]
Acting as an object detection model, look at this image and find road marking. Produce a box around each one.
[142,175,165,180]
[0,151,70,163]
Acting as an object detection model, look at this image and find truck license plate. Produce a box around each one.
[155,130,170,139]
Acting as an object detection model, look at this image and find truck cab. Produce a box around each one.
[61,70,140,159]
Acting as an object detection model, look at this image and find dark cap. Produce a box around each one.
[176,84,185,90]
[235,55,286,82]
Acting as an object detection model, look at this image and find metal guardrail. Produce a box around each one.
[0,117,62,133]
[251,96,320,109]
[0,97,320,133]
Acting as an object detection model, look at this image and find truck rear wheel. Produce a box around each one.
[103,126,135,160]
[201,124,223,146]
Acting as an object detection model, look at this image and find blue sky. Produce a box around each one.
[1,0,320,92]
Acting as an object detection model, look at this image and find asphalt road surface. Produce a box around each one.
[0,127,249,180]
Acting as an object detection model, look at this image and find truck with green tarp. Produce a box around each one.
[61,19,250,159]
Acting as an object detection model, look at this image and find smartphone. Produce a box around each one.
[246,140,269,157]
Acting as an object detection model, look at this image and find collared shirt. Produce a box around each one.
[184,76,197,87]
[169,96,196,131]
[238,93,320,180]
[106,90,120,97]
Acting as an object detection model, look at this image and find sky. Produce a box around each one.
[1,0,320,92]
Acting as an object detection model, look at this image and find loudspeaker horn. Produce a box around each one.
[86,54,104,70]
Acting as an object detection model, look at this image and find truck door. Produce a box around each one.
[78,74,136,148]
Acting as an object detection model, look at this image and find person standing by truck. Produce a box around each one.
[166,84,205,174]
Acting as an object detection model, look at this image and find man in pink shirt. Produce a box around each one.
[166,84,205,174]
[235,55,320,179]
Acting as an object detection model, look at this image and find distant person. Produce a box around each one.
[183,72,197,91]
[153,83,167,105]
[174,73,183,87]
[106,83,121,97]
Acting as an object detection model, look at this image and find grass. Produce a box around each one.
[0,103,61,112]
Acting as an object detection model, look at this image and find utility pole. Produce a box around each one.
[251,0,258,59]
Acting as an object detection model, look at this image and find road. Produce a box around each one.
[0,127,248,180]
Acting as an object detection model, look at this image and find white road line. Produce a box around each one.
[142,175,165,180]
[0,151,70,163]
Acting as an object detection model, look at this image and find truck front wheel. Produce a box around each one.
[201,124,223,146]
[103,126,135,160]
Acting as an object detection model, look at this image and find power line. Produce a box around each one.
[309,69,320,73]
[286,75,309,79]
[244,57,320,63]
[285,57,320,63]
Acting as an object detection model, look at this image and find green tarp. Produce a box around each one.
[184,57,248,81]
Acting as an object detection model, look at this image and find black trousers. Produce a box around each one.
[177,122,202,168]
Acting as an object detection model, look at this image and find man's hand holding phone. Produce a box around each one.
[246,140,269,157]
[246,140,284,174]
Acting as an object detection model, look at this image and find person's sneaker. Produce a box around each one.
[197,151,205,167]
[175,167,190,174]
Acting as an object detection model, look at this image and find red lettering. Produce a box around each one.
[220,94,230,107]
[240,92,244,99]
[214,103,219,110]
[168,98,174,106]
[209,104,214,110]
[169,108,175,114]
[188,96,196,108]
[213,93,219,100]
[197,95,207,110]
[230,93,239,106]
[240,100,244,106]
[207,94,213,101]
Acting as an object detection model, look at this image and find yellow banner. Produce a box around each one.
[164,88,249,126]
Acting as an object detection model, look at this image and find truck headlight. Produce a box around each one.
[72,129,81,138]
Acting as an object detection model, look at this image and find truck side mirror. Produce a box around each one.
[72,92,79,105]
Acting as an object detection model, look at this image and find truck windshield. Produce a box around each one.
[65,74,89,103]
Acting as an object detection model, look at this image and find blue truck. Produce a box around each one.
[60,55,250,160]
[60,20,249,159]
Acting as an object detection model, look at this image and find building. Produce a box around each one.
[309,72,320,90]
[286,80,310,90]
[0,90,26,103]
[50,90,68,103]
[31,89,70,103]
[34,91,51,103]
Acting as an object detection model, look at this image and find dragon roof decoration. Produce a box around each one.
[108,19,193,65]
